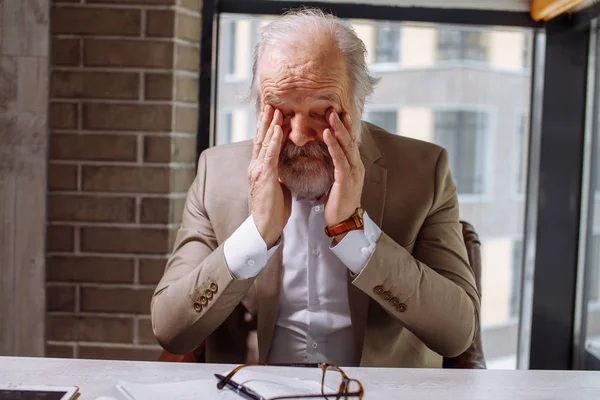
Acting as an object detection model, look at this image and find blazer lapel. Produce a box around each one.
[348,122,387,362]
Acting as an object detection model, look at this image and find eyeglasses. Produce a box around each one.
[216,363,364,400]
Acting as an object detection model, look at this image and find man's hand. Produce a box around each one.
[323,110,365,241]
[249,105,291,249]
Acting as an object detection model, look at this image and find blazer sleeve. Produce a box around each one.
[150,150,256,354]
[351,148,481,358]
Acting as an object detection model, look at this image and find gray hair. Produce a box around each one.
[247,7,380,125]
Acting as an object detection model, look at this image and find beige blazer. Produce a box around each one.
[151,122,481,368]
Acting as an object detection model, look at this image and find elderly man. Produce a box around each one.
[151,8,480,368]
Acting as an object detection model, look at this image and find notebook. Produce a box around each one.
[115,369,326,400]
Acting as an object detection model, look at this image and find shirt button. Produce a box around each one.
[312,248,320,256]
[361,247,370,254]
[370,235,378,242]
[312,342,318,349]
[247,259,255,267]
[313,299,320,305]
[313,206,322,212]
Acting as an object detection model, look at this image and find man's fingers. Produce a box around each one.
[328,110,360,168]
[257,109,282,162]
[252,106,274,160]
[324,128,349,178]
[264,125,284,173]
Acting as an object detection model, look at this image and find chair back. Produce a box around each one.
[442,220,487,369]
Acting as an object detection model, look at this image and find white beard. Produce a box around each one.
[278,140,334,199]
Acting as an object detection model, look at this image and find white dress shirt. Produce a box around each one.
[224,195,382,366]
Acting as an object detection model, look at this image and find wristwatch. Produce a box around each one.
[324,207,364,237]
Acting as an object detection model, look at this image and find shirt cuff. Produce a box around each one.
[224,215,281,279]
[330,211,382,275]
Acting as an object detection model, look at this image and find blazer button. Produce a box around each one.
[390,297,399,307]
[210,283,218,293]
[373,285,384,295]
[382,291,392,301]
[193,302,202,313]
[199,296,208,306]
[204,289,213,300]
[396,303,407,312]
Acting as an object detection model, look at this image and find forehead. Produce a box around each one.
[258,41,349,103]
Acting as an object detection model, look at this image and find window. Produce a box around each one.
[437,30,488,62]
[364,110,398,134]
[224,20,237,76]
[516,115,529,196]
[217,112,233,146]
[214,15,534,369]
[511,239,523,318]
[589,235,600,304]
[434,110,487,196]
[375,25,401,64]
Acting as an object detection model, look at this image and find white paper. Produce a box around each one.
[115,369,325,400]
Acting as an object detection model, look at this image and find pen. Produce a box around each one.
[214,373,265,400]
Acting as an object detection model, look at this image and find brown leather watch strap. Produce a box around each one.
[324,207,364,237]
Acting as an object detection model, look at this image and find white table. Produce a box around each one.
[1,356,599,399]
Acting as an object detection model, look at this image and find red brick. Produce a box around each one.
[146,10,174,37]
[139,258,167,284]
[179,0,201,11]
[50,133,138,162]
[82,166,170,193]
[172,136,197,163]
[47,163,78,190]
[48,194,135,223]
[137,318,157,345]
[46,225,74,252]
[47,255,134,283]
[46,285,76,312]
[52,38,80,66]
[143,135,170,163]
[78,344,161,361]
[47,315,134,343]
[174,75,198,103]
[52,71,139,100]
[176,12,200,42]
[80,286,154,313]
[50,102,78,129]
[175,43,199,71]
[83,103,171,132]
[81,227,169,254]
[140,197,169,223]
[84,39,173,69]
[144,73,173,101]
[174,106,197,133]
[171,167,195,192]
[52,7,141,36]
[46,343,75,358]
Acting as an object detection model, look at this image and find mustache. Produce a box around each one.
[279,140,331,163]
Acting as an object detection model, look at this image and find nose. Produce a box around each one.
[287,114,317,147]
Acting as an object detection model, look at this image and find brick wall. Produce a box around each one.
[47,0,201,360]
